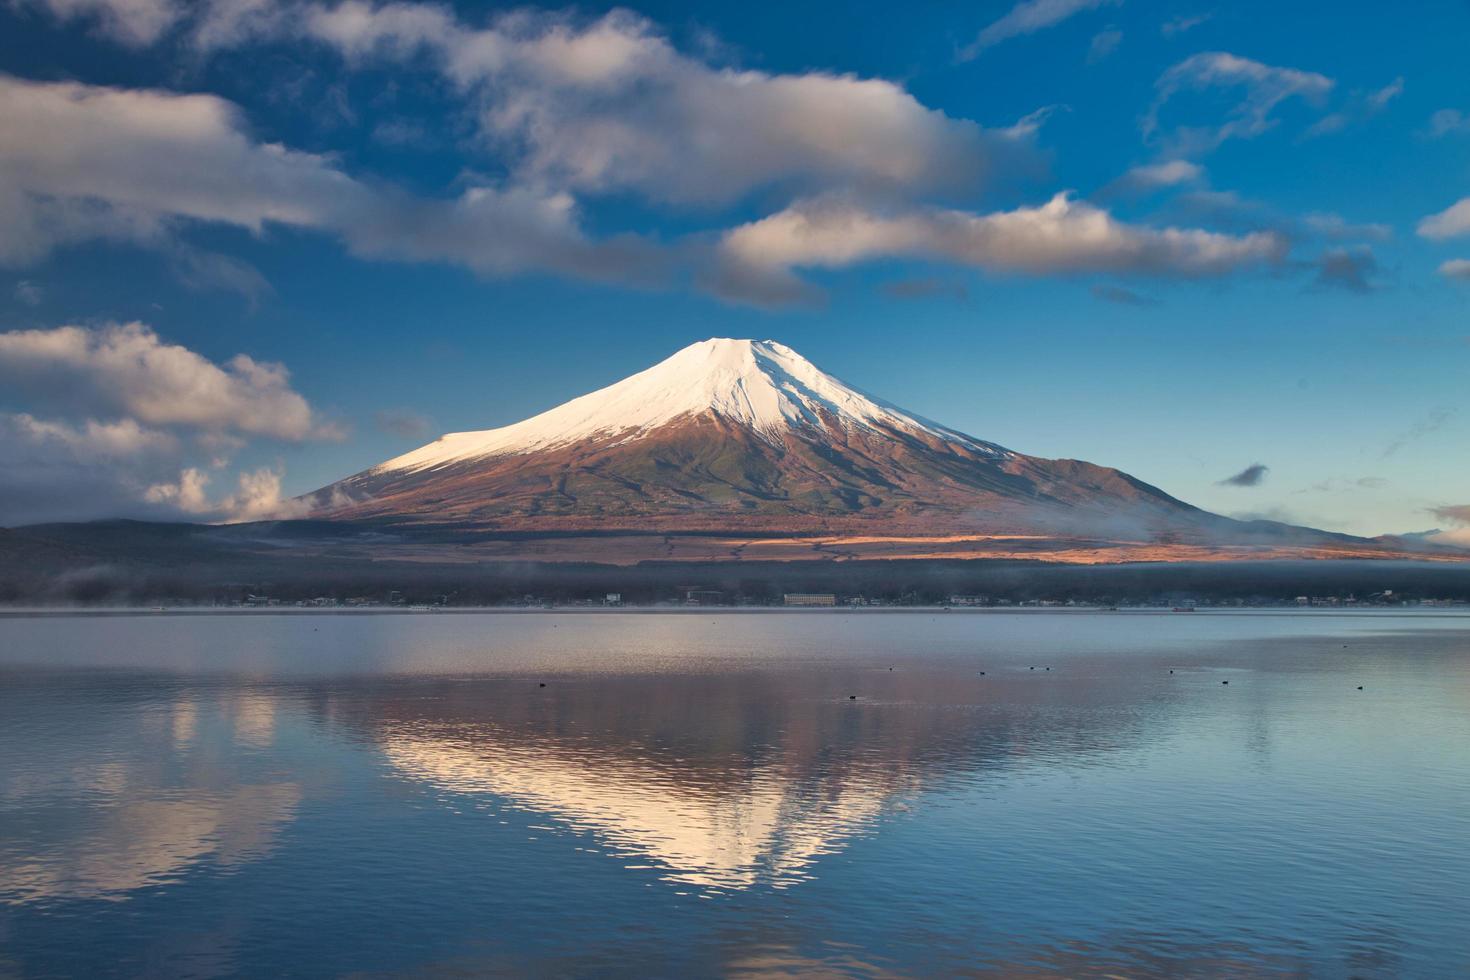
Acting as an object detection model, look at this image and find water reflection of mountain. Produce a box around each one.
[319,665,1176,891]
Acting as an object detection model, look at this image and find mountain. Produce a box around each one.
[305,338,1187,532]
[300,338,1426,560]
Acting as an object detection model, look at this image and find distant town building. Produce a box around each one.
[605,593,623,606]
[784,593,836,607]
[681,588,725,605]
[949,595,988,606]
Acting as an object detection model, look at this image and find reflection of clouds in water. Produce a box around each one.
[233,695,276,747]
[0,683,302,905]
[1,782,300,904]
[383,730,890,891]
[171,699,198,747]
[723,944,904,978]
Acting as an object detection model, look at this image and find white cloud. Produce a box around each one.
[960,0,1121,58]
[144,466,213,513]
[1427,527,1470,547]
[146,465,309,521]
[0,322,334,441]
[1424,506,1470,549]
[1144,52,1334,155]
[1108,159,1204,196]
[6,413,178,456]
[295,6,1030,207]
[0,14,1331,309]
[712,193,1285,306]
[0,322,336,524]
[0,411,185,524]
[220,466,310,520]
[13,0,1040,208]
[1419,198,1470,240]
[0,73,354,261]
[189,0,288,50]
[0,73,656,287]
[1439,259,1470,281]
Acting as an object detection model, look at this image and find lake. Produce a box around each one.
[1,610,1468,977]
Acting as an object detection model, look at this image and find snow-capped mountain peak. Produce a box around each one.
[374,338,1000,474]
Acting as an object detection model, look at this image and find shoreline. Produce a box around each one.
[1,605,1466,619]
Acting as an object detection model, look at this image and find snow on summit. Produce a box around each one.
[376,338,1001,473]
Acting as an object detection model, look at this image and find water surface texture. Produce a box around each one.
[2,610,1468,977]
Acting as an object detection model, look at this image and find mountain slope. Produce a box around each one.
[371,338,1003,471]
[306,338,1219,535]
[299,339,1413,555]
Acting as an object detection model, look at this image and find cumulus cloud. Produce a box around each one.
[1439,258,1470,281]
[960,0,1120,58]
[0,322,339,525]
[1218,463,1269,487]
[0,412,177,524]
[1106,159,1204,197]
[710,193,1286,306]
[1425,506,1470,549]
[1144,52,1334,155]
[295,6,1031,207]
[0,74,660,288]
[147,465,308,521]
[0,322,334,440]
[1418,198,1470,240]
[189,0,290,50]
[0,411,288,525]
[5,412,177,457]
[0,11,1343,308]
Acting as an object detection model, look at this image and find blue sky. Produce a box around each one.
[0,0,1467,538]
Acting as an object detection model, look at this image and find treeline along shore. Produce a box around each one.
[4,520,1470,607]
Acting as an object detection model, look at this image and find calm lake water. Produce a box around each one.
[1,610,1468,978]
